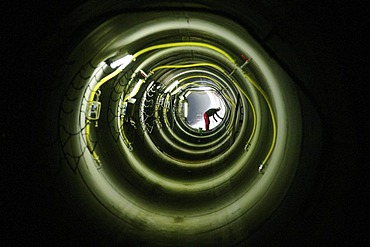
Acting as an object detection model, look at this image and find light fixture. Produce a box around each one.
[130,79,144,98]
[109,54,133,69]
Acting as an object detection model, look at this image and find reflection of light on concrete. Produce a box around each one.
[164,80,179,93]
[187,91,225,130]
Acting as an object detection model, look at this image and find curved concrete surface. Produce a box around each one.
[51,9,311,246]
[3,0,367,246]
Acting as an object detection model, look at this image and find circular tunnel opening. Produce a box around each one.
[184,87,227,131]
[41,1,325,246]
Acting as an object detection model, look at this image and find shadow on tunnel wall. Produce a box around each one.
[2,0,368,245]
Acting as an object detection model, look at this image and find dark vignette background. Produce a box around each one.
[1,0,368,245]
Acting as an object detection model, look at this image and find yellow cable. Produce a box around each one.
[150,63,236,108]
[150,63,224,73]
[150,61,273,165]
[88,68,123,102]
[86,67,127,159]
[133,42,235,63]
[85,121,99,160]
[227,78,257,149]
[85,41,234,157]
[84,41,276,169]
[244,73,277,166]
[151,62,258,148]
[152,65,236,109]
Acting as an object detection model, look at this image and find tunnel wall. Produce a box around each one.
[4,0,366,246]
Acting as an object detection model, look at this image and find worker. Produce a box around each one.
[203,107,223,131]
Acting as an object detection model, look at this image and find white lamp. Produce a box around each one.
[110,54,133,69]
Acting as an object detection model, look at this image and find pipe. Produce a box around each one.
[37,1,332,245]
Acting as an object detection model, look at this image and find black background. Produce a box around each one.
[1,0,368,245]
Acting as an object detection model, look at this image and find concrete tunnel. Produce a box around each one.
[4,0,366,246]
